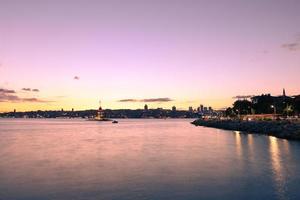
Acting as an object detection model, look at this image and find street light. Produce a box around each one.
[271,105,276,114]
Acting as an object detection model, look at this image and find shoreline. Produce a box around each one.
[191,119,300,140]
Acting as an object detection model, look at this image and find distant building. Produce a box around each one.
[172,106,176,111]
[189,106,193,112]
[200,105,204,112]
[144,104,148,111]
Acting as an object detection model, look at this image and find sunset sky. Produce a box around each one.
[0,0,299,112]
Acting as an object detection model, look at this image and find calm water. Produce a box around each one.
[0,119,300,200]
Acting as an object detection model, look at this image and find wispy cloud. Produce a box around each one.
[143,98,173,102]
[0,93,19,102]
[22,88,31,91]
[119,99,138,102]
[0,87,50,103]
[55,95,67,98]
[281,42,300,51]
[118,98,173,103]
[0,94,52,103]
[0,88,16,94]
[21,98,51,103]
[21,88,40,92]
[233,95,254,99]
[281,35,300,51]
[74,76,80,80]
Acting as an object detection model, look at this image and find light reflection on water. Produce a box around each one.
[247,134,254,162]
[0,119,300,200]
[269,137,288,200]
[235,131,243,158]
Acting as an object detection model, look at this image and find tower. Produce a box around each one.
[96,100,104,119]
[200,104,204,112]
[283,88,286,97]
[144,104,148,111]
[172,106,176,111]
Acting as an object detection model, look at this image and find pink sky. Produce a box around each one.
[0,0,300,112]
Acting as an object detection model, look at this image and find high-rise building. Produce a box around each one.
[200,104,204,112]
[189,106,193,112]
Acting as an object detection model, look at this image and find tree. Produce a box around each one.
[293,95,300,115]
[225,107,236,117]
[252,94,274,114]
[233,100,252,115]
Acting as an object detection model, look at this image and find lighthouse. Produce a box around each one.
[95,101,105,120]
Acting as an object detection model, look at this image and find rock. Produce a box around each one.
[191,119,300,140]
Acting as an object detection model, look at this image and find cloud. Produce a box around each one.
[281,35,300,51]
[0,87,50,103]
[55,95,66,98]
[143,98,173,102]
[74,76,80,80]
[21,88,40,92]
[281,42,300,51]
[21,98,51,103]
[0,94,52,103]
[118,98,173,103]
[233,95,254,99]
[119,99,138,102]
[0,88,16,94]
[0,93,19,102]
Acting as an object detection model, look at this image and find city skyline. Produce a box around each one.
[1,0,300,112]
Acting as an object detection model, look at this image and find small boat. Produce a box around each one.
[112,120,118,124]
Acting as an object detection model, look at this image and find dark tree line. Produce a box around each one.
[226,94,300,117]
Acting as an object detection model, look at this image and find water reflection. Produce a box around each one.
[269,136,287,200]
[0,119,299,200]
[234,131,243,158]
[247,134,254,162]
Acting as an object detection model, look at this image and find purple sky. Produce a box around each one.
[0,0,300,111]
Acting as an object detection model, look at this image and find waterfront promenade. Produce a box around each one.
[192,119,300,140]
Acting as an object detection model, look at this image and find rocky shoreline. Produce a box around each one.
[191,119,300,140]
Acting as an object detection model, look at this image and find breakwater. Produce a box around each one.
[192,119,300,140]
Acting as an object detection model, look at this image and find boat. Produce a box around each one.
[112,120,118,124]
